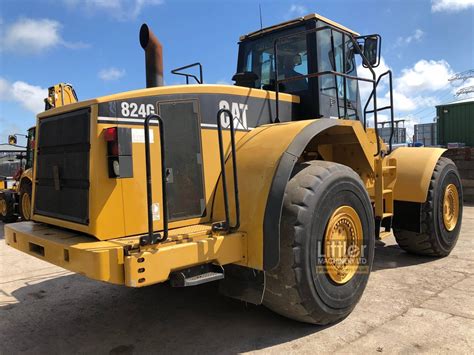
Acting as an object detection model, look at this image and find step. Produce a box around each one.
[181,272,224,286]
[383,189,392,195]
[378,231,392,240]
[169,264,224,287]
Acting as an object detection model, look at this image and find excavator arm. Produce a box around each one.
[44,83,78,110]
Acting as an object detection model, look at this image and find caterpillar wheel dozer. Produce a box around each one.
[0,84,78,223]
[5,13,463,325]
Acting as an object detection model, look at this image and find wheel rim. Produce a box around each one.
[324,206,363,284]
[22,193,31,220]
[443,183,459,232]
[0,198,6,216]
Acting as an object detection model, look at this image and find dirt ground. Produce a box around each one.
[1,206,473,354]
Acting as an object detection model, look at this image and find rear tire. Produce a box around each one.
[19,179,32,221]
[394,157,463,257]
[263,161,375,325]
[0,190,18,223]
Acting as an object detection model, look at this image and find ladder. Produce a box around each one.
[374,157,397,240]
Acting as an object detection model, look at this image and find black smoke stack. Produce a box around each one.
[140,24,163,88]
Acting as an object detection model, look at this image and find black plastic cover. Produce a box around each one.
[34,108,91,225]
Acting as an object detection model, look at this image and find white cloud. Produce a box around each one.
[357,57,454,119]
[357,57,392,103]
[395,59,453,95]
[289,5,307,17]
[432,0,474,12]
[396,29,424,46]
[63,0,164,20]
[1,18,89,54]
[0,77,47,114]
[98,67,126,81]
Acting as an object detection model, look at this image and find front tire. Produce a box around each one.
[394,157,463,257]
[263,161,375,325]
[0,190,18,223]
[19,179,32,221]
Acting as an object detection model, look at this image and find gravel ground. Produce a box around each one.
[1,206,473,354]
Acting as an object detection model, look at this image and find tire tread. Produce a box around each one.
[264,161,365,324]
[394,157,460,257]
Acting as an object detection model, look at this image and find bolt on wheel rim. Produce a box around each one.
[324,206,363,284]
[443,183,459,232]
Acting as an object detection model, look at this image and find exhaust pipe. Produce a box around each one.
[140,24,163,88]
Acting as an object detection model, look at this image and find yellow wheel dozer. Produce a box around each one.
[5,14,463,325]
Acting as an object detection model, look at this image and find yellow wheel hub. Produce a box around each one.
[443,184,459,232]
[22,193,31,220]
[0,198,6,216]
[324,206,363,284]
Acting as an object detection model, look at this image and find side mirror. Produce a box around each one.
[360,35,381,68]
[8,135,17,145]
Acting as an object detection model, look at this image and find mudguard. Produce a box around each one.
[389,147,446,203]
[213,118,376,271]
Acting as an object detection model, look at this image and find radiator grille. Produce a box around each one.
[34,108,91,224]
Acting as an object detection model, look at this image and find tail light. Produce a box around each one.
[103,127,133,178]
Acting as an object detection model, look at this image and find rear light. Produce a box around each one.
[104,127,117,141]
[103,127,133,178]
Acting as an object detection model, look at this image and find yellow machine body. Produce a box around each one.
[4,15,448,289]
[5,83,444,284]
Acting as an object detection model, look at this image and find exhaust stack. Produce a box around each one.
[140,24,163,88]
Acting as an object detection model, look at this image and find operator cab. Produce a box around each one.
[234,14,371,122]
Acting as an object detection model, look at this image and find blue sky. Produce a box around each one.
[1,0,473,144]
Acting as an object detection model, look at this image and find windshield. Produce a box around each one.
[238,26,308,93]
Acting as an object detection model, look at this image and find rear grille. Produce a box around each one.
[34,108,91,225]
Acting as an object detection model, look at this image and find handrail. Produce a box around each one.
[271,25,381,155]
[363,70,394,153]
[140,114,169,246]
[171,62,203,84]
[213,108,240,233]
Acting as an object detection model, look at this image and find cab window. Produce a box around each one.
[237,26,308,94]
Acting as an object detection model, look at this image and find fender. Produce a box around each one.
[18,168,33,191]
[213,118,376,271]
[389,147,446,203]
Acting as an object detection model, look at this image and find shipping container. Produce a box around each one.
[378,127,406,144]
[414,122,437,146]
[437,98,474,147]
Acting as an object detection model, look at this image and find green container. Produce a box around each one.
[437,100,474,147]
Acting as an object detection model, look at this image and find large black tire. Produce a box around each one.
[394,157,463,257]
[0,190,18,223]
[263,161,375,325]
[19,179,32,221]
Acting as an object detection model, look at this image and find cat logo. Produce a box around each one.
[218,100,249,130]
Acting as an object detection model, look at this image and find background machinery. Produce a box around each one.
[0,83,77,223]
[0,127,35,222]
[4,14,463,325]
